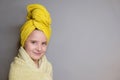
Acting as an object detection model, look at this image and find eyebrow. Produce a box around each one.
[30,39,47,43]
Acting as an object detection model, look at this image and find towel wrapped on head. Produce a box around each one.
[20,4,52,47]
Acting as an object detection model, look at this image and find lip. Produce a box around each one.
[34,52,41,55]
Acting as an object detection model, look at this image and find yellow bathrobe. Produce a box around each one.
[9,47,53,80]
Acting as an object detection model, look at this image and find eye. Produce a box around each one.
[42,41,47,46]
[31,41,36,44]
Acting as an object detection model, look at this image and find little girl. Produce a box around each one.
[9,4,53,80]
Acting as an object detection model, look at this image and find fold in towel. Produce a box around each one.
[9,47,53,80]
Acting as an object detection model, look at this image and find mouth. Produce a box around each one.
[34,52,42,55]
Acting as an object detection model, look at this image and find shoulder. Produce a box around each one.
[9,57,29,80]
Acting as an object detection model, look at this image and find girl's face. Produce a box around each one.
[24,30,47,62]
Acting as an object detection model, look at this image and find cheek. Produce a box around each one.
[24,43,34,52]
[42,46,47,52]
[24,45,31,53]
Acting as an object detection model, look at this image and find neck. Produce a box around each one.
[33,60,39,68]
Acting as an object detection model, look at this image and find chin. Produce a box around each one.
[33,56,42,60]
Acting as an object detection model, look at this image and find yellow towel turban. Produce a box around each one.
[20,4,52,47]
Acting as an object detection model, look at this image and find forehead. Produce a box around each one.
[27,30,47,41]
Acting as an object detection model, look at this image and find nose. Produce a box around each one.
[37,44,42,51]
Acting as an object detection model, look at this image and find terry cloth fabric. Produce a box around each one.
[9,47,53,80]
[20,4,52,47]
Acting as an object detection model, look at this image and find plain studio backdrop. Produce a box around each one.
[0,0,120,80]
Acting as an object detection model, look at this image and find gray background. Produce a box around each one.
[0,0,120,80]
